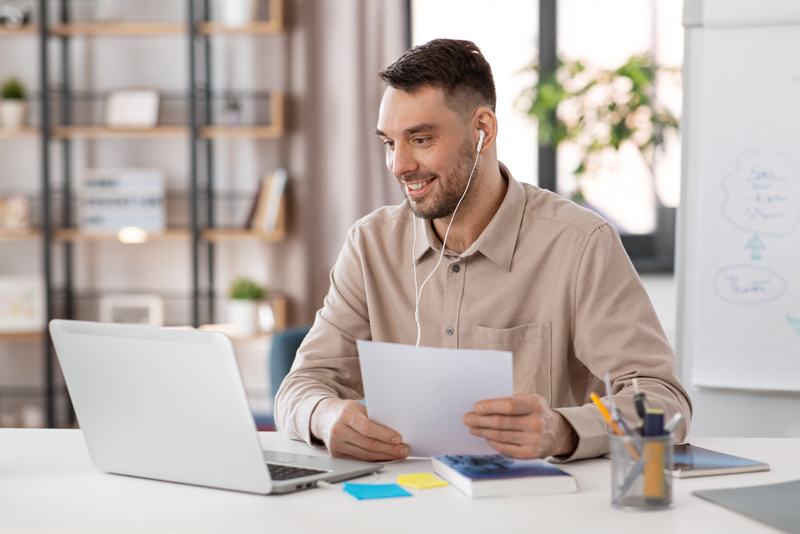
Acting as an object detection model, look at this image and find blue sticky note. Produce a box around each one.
[342,483,412,500]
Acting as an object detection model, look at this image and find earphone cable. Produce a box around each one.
[412,150,480,347]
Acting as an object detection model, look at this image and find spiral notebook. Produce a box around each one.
[672,443,770,478]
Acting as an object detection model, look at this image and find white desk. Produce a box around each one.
[0,430,796,533]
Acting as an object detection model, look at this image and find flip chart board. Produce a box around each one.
[678,0,800,392]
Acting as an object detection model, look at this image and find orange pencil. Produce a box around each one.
[591,393,639,460]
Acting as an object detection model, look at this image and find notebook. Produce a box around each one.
[49,319,382,495]
[672,443,770,478]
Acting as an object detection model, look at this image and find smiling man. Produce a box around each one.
[275,39,691,462]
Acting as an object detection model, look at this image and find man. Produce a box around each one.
[276,39,691,462]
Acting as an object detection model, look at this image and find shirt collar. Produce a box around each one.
[412,162,525,272]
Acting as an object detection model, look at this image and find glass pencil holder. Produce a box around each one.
[610,433,674,511]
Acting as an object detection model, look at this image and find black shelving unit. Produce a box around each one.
[32,0,286,427]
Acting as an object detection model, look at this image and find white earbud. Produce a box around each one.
[477,129,485,153]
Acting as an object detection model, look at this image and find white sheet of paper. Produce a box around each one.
[357,340,513,457]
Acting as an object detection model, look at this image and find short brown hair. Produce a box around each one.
[379,39,496,116]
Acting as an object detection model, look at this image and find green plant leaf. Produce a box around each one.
[517,53,679,197]
[1,77,26,100]
[229,277,267,300]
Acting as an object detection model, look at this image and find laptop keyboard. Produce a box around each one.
[267,462,326,481]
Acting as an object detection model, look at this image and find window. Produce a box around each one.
[558,0,683,236]
[411,1,539,185]
[410,0,683,271]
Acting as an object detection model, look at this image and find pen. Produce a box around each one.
[590,393,623,435]
[590,393,639,460]
[603,371,614,400]
[632,378,648,421]
[663,413,682,434]
[612,405,635,436]
[603,371,635,435]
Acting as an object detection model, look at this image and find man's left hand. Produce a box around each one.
[463,392,578,458]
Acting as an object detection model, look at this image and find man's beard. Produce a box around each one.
[401,142,478,220]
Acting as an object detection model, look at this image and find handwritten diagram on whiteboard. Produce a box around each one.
[688,25,800,391]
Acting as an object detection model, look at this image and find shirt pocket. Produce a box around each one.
[471,322,552,403]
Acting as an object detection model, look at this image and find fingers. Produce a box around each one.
[465,415,548,448]
[463,393,547,432]
[316,399,409,461]
[465,417,549,459]
[484,438,540,459]
[473,393,546,416]
[462,393,558,459]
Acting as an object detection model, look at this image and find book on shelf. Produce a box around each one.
[672,443,770,478]
[241,178,264,230]
[431,454,578,498]
[248,168,287,233]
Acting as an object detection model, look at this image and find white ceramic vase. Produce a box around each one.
[0,100,26,130]
[218,0,257,26]
[228,299,259,338]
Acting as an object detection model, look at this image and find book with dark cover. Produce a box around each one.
[673,443,770,478]
[431,454,578,498]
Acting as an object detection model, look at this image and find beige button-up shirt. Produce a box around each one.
[275,164,691,461]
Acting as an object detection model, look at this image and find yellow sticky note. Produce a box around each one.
[397,473,448,490]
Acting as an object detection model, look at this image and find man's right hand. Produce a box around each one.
[310,398,409,461]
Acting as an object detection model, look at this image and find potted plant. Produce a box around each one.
[1,77,27,130]
[217,0,257,27]
[228,277,267,337]
[519,54,679,206]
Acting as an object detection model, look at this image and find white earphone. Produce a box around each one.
[411,128,486,347]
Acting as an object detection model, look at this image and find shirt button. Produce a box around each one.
[451,264,461,273]
[446,327,454,335]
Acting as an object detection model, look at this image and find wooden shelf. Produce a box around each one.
[0,27,38,37]
[0,127,39,139]
[198,0,283,35]
[199,295,288,339]
[49,23,186,37]
[198,21,282,35]
[201,92,284,138]
[0,331,44,342]
[51,125,188,139]
[200,125,282,138]
[203,228,285,242]
[53,229,190,242]
[204,195,287,242]
[0,229,40,241]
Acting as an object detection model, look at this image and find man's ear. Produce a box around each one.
[474,108,498,154]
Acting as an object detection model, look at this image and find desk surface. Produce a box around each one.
[0,430,796,533]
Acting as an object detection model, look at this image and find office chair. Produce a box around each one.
[269,324,311,401]
[255,324,311,430]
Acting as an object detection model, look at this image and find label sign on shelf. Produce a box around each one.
[79,168,165,233]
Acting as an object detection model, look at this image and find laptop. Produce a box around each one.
[49,319,382,495]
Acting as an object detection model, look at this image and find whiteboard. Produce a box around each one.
[678,0,800,392]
